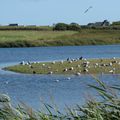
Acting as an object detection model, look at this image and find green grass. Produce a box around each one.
[0,78,120,120]
[0,25,53,31]
[0,31,76,42]
[4,58,120,75]
[0,31,76,47]
[0,29,120,47]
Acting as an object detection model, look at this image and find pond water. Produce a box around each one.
[0,45,120,110]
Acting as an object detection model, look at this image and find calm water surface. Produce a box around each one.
[0,45,120,110]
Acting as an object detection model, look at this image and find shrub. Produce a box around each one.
[53,23,68,31]
[112,21,120,26]
[53,22,81,31]
[67,23,81,31]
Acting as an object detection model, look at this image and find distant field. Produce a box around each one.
[0,31,76,42]
[0,25,53,31]
[0,29,120,47]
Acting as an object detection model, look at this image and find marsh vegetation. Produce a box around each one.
[0,29,120,47]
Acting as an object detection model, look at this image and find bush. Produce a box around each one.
[67,23,81,31]
[112,21,120,26]
[53,23,68,31]
[53,22,81,31]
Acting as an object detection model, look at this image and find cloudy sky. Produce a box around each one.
[0,0,120,25]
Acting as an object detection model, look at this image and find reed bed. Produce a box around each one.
[0,78,120,120]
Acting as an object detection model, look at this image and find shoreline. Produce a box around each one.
[0,44,120,49]
[0,43,120,48]
[0,41,120,48]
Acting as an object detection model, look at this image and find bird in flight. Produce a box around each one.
[84,6,93,13]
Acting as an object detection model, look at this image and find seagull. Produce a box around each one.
[76,72,81,76]
[84,6,93,14]
[55,80,59,82]
[5,81,9,84]
[67,77,71,80]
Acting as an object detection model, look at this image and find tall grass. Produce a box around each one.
[0,29,120,47]
[0,78,120,120]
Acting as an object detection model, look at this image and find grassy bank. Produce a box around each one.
[0,25,53,31]
[0,79,120,120]
[0,29,120,47]
[4,58,120,75]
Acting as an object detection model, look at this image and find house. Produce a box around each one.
[87,20,110,27]
[101,20,110,26]
[87,23,94,27]
[94,22,103,27]
[9,24,18,26]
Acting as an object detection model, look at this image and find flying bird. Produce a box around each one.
[84,6,93,14]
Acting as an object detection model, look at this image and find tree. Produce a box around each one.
[112,21,120,26]
[53,23,68,31]
[67,23,81,31]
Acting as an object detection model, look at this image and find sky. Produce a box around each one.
[0,0,120,25]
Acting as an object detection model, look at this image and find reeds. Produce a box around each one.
[0,78,120,120]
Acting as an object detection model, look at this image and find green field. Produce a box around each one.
[4,58,120,75]
[0,29,120,47]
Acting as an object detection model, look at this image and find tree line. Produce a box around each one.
[53,23,81,31]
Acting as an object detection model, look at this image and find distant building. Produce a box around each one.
[87,23,94,27]
[102,20,110,26]
[9,24,18,26]
[87,20,110,27]
[94,22,103,26]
